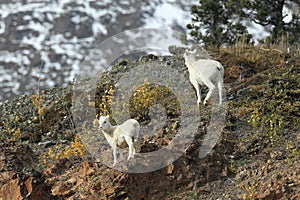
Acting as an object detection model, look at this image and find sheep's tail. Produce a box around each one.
[134,120,141,143]
[215,61,224,77]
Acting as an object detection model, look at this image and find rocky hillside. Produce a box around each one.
[0,46,299,199]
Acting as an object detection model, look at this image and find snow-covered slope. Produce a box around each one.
[0,0,198,100]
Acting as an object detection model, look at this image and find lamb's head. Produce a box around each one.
[98,115,111,131]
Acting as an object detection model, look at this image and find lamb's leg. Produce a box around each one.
[125,136,134,160]
[217,81,223,105]
[202,79,216,105]
[119,149,124,161]
[190,78,201,104]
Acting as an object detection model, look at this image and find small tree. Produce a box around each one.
[286,14,300,45]
[247,0,300,44]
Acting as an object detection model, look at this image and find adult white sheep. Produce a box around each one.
[98,115,140,166]
[183,48,224,105]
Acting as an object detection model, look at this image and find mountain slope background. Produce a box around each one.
[0,0,198,100]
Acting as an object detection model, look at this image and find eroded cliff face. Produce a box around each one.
[0,50,299,199]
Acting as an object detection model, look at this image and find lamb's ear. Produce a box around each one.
[184,49,189,57]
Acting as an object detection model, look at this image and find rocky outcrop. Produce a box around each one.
[0,142,53,200]
[1,172,53,200]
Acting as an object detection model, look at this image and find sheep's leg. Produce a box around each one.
[125,136,134,160]
[217,81,223,105]
[132,144,136,156]
[190,78,201,104]
[202,79,216,105]
[111,143,118,166]
[134,125,140,143]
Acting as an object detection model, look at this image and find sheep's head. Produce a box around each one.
[184,48,197,61]
[98,115,110,131]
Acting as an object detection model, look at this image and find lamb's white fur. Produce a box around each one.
[184,49,224,105]
[99,115,140,166]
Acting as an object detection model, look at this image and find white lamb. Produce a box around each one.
[183,49,224,105]
[98,115,140,166]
